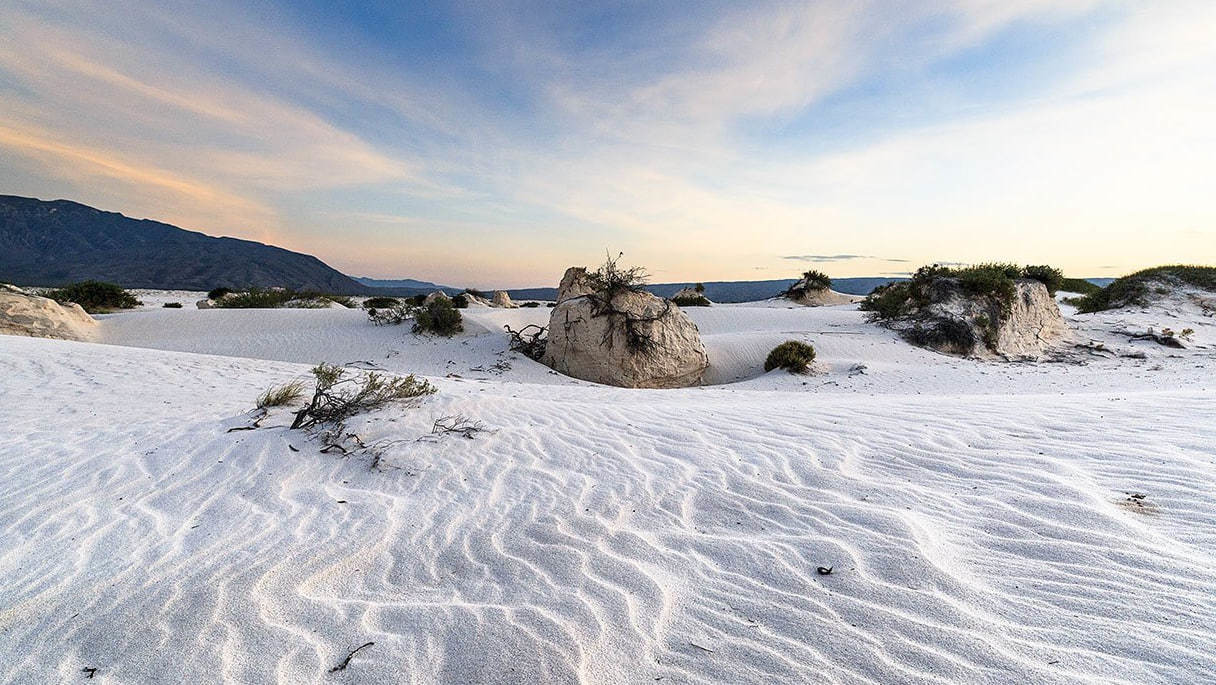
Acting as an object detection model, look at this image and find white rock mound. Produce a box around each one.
[901,279,1069,358]
[0,286,97,341]
[783,274,861,306]
[492,290,518,308]
[542,267,709,388]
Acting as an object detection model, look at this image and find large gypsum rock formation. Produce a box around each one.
[865,273,1069,358]
[542,267,709,388]
[783,272,862,306]
[0,285,97,341]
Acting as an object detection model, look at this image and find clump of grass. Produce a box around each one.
[44,281,141,313]
[764,340,816,373]
[413,298,463,336]
[257,380,306,409]
[1074,265,1216,313]
[520,301,541,308]
[163,302,183,308]
[291,364,436,430]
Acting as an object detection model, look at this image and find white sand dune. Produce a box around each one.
[2,297,1215,683]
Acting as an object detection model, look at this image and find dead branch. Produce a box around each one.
[504,324,547,361]
[329,642,374,673]
[431,415,488,439]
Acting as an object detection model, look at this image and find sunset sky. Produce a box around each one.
[2,1,1213,287]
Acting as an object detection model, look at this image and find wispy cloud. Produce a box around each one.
[1,0,1213,286]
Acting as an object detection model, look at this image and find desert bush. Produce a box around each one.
[672,293,711,307]
[1060,278,1101,295]
[861,262,1064,323]
[413,298,463,335]
[216,288,349,309]
[367,301,414,326]
[207,287,233,300]
[45,281,141,312]
[451,293,469,308]
[257,380,306,409]
[694,282,706,293]
[290,364,435,430]
[783,270,832,299]
[586,252,648,298]
[1022,265,1064,295]
[764,340,816,373]
[859,283,910,320]
[800,270,832,290]
[520,301,541,308]
[322,294,355,308]
[163,302,183,308]
[363,296,400,309]
[1075,265,1216,313]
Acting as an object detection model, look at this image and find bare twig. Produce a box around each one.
[329,642,374,673]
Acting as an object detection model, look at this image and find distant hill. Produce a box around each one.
[503,277,903,303]
[353,276,459,296]
[0,195,367,293]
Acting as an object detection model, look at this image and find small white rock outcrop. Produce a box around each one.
[542,267,709,388]
[492,290,518,308]
[0,285,97,341]
[783,273,861,306]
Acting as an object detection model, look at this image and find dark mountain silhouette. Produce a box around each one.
[0,195,367,293]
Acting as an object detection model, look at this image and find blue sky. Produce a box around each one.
[1,0,1213,287]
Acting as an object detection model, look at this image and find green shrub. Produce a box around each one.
[785,270,832,298]
[368,301,414,326]
[672,293,711,307]
[216,288,296,308]
[1022,265,1065,295]
[363,296,400,309]
[520,301,541,308]
[1059,278,1101,295]
[859,283,911,320]
[163,302,183,308]
[207,287,233,301]
[44,281,141,313]
[451,293,469,309]
[764,340,816,373]
[694,283,706,293]
[413,298,463,336]
[1074,265,1216,313]
[216,288,350,309]
[861,262,1065,323]
[322,294,355,308]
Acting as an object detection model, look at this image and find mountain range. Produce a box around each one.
[1,195,1111,301]
[0,195,367,293]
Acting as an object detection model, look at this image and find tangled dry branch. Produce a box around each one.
[504,324,548,361]
[291,363,436,430]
